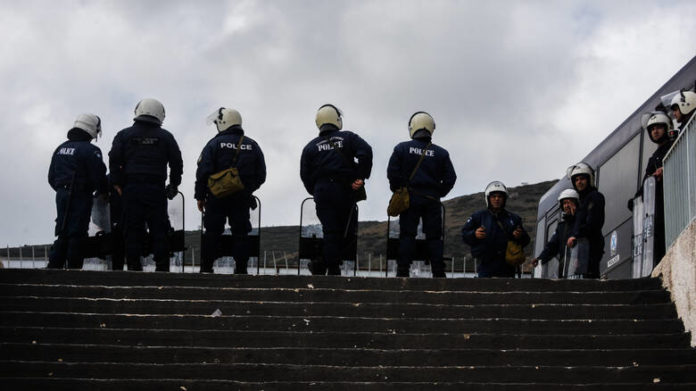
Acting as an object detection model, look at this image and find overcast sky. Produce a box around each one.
[1,0,695,247]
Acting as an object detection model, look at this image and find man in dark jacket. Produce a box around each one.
[628,111,674,263]
[669,90,695,134]
[48,113,108,269]
[195,108,266,274]
[566,162,605,278]
[300,104,373,275]
[462,181,530,278]
[109,98,183,272]
[387,112,456,277]
[532,189,579,277]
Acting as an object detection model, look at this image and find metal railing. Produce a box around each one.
[663,114,696,248]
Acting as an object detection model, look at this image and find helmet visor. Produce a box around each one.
[661,90,681,110]
[206,108,225,126]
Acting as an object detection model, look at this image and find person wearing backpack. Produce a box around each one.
[195,108,266,274]
[386,112,456,278]
[462,181,530,278]
[300,104,373,275]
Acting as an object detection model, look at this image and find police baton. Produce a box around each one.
[59,172,77,236]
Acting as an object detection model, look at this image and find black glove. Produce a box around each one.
[165,184,179,200]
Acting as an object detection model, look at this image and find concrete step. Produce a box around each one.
[3,361,696,383]
[0,269,665,292]
[2,378,696,391]
[0,312,683,334]
[0,296,678,319]
[2,327,690,349]
[0,283,671,304]
[2,269,692,388]
[3,343,696,366]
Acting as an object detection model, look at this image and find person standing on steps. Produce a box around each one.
[300,104,373,275]
[109,98,183,272]
[566,162,605,279]
[387,111,456,278]
[462,181,530,278]
[195,107,266,274]
[48,113,108,269]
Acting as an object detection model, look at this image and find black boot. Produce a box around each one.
[309,260,327,275]
[396,266,410,277]
[234,260,248,275]
[327,264,341,276]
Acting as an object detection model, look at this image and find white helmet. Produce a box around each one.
[315,104,343,131]
[641,111,672,142]
[484,181,508,207]
[557,188,579,208]
[408,111,436,138]
[134,98,165,125]
[670,90,696,117]
[206,107,242,132]
[73,113,102,139]
[566,162,595,188]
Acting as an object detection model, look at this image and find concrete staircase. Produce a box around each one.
[1,269,695,390]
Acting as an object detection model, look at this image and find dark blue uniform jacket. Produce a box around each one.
[571,187,605,253]
[108,120,183,187]
[386,137,456,199]
[48,129,108,194]
[300,128,373,195]
[195,126,267,200]
[462,208,530,274]
[537,214,575,264]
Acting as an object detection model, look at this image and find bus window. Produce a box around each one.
[533,216,546,278]
[540,215,559,279]
[597,134,641,233]
[640,128,658,188]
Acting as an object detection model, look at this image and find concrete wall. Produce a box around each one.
[652,219,696,347]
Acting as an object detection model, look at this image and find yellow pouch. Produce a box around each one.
[387,187,410,217]
[505,240,526,266]
[207,167,245,198]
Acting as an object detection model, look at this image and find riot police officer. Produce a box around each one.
[566,162,605,278]
[628,111,674,263]
[109,98,183,272]
[670,90,696,133]
[532,189,579,277]
[387,112,456,277]
[48,113,108,269]
[195,108,266,274]
[462,181,530,278]
[300,104,373,275]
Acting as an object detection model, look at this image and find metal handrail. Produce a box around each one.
[663,113,696,248]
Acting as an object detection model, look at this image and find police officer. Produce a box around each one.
[387,112,456,278]
[566,162,605,278]
[109,98,183,272]
[461,181,530,278]
[47,114,108,269]
[195,108,266,274]
[628,111,674,263]
[670,90,696,133]
[300,104,373,275]
[532,189,579,277]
